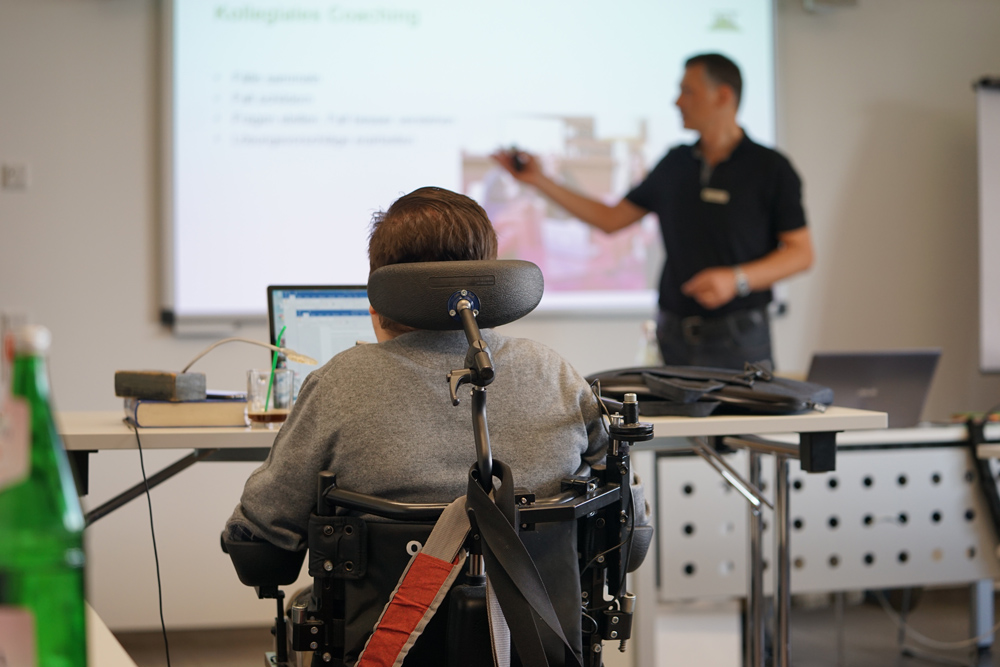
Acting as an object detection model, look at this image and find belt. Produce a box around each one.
[660,307,767,344]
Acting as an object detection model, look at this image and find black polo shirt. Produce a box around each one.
[625,133,807,318]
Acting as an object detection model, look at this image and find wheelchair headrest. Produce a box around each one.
[367,260,544,330]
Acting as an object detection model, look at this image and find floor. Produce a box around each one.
[789,588,994,667]
[114,625,273,667]
[114,587,1000,667]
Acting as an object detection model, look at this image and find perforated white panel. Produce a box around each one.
[657,445,1000,603]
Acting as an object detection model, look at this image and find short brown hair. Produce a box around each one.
[686,53,742,108]
[368,186,498,332]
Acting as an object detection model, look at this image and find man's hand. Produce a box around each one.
[681,267,740,310]
[490,148,543,185]
[681,229,813,310]
[489,148,647,233]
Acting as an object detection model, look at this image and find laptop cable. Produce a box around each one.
[132,426,172,667]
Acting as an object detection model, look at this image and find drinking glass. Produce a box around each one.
[246,368,293,428]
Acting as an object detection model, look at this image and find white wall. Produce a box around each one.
[774,0,1000,415]
[2,0,1000,631]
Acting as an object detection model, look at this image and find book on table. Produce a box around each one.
[123,392,247,427]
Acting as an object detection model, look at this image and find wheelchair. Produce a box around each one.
[224,260,653,667]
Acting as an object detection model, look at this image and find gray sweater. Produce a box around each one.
[226,329,609,551]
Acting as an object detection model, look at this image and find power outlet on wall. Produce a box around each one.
[1,163,30,190]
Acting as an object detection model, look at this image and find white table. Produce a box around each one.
[633,409,1000,665]
[60,406,887,667]
[58,405,885,452]
[59,411,279,524]
[88,603,139,667]
[58,407,881,524]
[971,421,1000,458]
[642,405,885,439]
[635,407,886,667]
[59,411,280,451]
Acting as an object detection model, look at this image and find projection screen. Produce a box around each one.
[162,1,776,327]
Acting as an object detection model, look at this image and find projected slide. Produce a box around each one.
[168,1,774,319]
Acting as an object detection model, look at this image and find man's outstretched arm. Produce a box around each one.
[491,150,648,234]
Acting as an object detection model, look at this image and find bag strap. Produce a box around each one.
[467,460,583,667]
[487,576,511,667]
[652,365,762,386]
[356,498,470,667]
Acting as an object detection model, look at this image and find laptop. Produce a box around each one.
[806,349,941,428]
[267,285,378,396]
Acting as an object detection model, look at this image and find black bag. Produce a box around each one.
[587,363,834,417]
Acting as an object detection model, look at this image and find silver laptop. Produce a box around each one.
[806,349,941,428]
[267,286,378,396]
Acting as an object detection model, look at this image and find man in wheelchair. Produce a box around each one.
[224,186,652,667]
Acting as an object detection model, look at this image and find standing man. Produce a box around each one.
[492,53,813,369]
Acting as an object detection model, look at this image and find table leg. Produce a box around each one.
[971,578,994,661]
[746,451,765,667]
[775,454,791,667]
[70,449,92,496]
[84,448,220,525]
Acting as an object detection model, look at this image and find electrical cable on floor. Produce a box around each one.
[875,589,1000,651]
[131,425,172,667]
[871,404,1000,661]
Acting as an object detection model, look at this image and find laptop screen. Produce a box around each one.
[806,349,941,428]
[267,286,377,396]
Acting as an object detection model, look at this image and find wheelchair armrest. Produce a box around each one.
[224,537,306,588]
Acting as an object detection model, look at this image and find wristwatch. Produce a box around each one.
[733,266,751,298]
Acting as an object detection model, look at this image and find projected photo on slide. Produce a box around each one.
[465,116,659,293]
[164,0,776,321]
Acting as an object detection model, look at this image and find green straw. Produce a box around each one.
[265,325,286,412]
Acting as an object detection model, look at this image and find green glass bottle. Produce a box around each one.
[0,325,86,667]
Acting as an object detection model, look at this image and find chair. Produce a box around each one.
[224,260,653,667]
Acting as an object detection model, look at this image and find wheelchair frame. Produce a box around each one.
[225,260,652,667]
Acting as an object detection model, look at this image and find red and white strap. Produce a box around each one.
[355,497,471,667]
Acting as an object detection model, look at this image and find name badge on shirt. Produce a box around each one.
[701,187,730,205]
